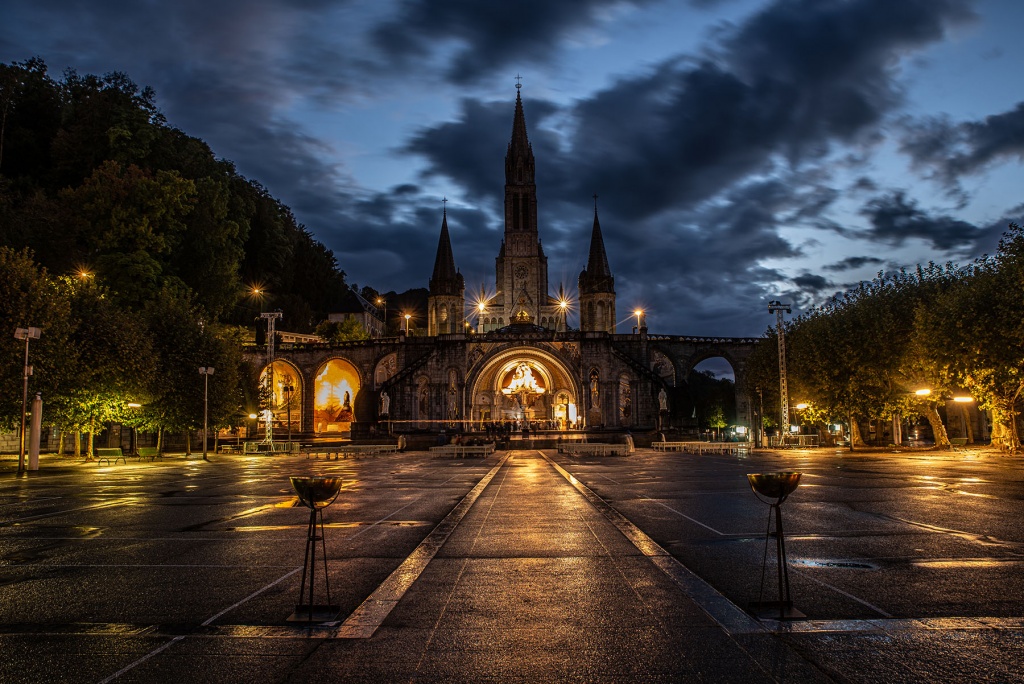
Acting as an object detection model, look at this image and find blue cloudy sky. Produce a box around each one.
[3,0,1022,337]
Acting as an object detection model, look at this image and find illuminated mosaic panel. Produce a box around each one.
[259,361,301,431]
[314,359,360,434]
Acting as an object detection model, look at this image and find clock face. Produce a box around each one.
[514,264,528,280]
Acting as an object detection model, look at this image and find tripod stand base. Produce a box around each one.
[287,604,341,623]
[748,601,806,620]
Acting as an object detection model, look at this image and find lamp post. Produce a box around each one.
[634,309,643,334]
[15,327,40,474]
[376,297,386,336]
[768,300,792,443]
[404,313,411,334]
[199,367,215,460]
[477,302,486,333]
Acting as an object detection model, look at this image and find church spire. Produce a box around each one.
[583,196,613,283]
[507,76,532,172]
[578,194,616,333]
[430,200,463,295]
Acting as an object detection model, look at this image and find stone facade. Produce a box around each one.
[246,330,757,435]
[245,85,758,436]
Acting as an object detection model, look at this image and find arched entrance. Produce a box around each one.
[314,358,361,435]
[259,360,302,437]
[468,348,580,429]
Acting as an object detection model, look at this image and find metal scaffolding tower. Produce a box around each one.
[768,301,792,439]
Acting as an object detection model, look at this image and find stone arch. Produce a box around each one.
[313,357,361,435]
[258,360,303,435]
[467,345,581,428]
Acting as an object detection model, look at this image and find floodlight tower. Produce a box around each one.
[767,301,792,441]
[261,311,283,446]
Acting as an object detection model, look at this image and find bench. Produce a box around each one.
[556,443,629,456]
[95,447,126,465]
[651,441,752,455]
[303,444,400,460]
[949,437,969,451]
[137,446,161,461]
[429,443,496,458]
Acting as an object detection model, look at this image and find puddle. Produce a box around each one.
[792,559,878,570]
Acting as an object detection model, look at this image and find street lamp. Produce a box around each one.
[633,309,644,334]
[127,402,142,456]
[14,327,40,474]
[376,297,386,336]
[199,367,215,460]
[477,302,486,333]
[403,313,411,333]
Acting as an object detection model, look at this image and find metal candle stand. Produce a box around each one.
[288,476,344,623]
[746,472,805,620]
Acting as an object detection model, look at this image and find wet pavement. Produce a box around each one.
[0,446,1022,682]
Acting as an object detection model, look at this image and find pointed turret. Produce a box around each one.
[582,207,613,285]
[429,208,461,294]
[578,197,616,333]
[428,203,465,335]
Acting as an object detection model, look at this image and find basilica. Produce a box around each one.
[249,86,758,439]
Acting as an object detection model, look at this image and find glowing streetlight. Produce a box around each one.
[199,367,215,461]
[795,403,808,409]
[403,313,411,333]
[633,309,644,333]
[376,297,386,336]
[914,388,932,396]
[14,327,40,474]
[953,395,974,403]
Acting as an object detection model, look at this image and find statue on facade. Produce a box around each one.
[380,390,390,416]
[658,387,668,412]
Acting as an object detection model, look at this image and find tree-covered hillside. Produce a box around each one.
[0,57,348,328]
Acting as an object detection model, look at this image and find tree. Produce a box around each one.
[917,224,1024,452]
[0,247,72,429]
[315,317,370,344]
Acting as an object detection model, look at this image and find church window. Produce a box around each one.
[512,196,520,231]
[596,301,606,330]
[440,304,448,323]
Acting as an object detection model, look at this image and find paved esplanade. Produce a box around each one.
[294,450,824,682]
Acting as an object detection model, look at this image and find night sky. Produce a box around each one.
[3,0,1022,337]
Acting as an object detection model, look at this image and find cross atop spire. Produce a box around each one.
[593,193,598,213]
[515,73,522,90]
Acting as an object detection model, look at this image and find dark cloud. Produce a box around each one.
[823,256,884,272]
[792,273,831,291]
[559,0,974,220]
[901,102,1024,190]
[371,0,659,84]
[860,191,987,251]
[0,0,999,338]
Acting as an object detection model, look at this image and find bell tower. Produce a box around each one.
[428,202,465,335]
[494,79,552,326]
[578,197,616,333]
